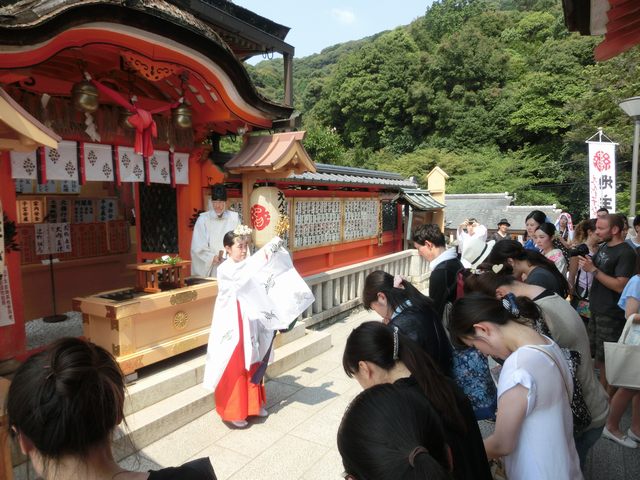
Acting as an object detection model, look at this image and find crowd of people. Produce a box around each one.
[4,191,640,479]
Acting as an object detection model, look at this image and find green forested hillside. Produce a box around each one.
[248,0,640,216]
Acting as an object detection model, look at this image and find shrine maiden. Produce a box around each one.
[190,183,240,277]
[203,226,314,428]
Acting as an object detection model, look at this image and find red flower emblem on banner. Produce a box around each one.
[593,150,611,172]
[251,205,270,231]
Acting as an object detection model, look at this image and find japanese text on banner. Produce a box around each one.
[588,141,616,218]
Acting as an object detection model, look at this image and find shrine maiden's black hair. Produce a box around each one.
[338,383,452,480]
[223,230,237,248]
[6,338,125,465]
[343,321,465,434]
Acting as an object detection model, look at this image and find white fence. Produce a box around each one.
[302,249,430,327]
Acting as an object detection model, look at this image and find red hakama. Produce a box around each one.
[214,301,266,421]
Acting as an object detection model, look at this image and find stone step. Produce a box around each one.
[273,321,307,348]
[266,329,332,379]
[114,383,213,461]
[12,327,333,472]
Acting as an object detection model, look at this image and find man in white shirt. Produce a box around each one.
[190,183,240,277]
[457,217,487,253]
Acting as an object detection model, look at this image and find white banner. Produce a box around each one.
[45,140,78,181]
[173,152,189,185]
[0,267,15,327]
[588,141,616,218]
[10,150,38,179]
[84,143,114,181]
[149,150,170,184]
[117,146,144,183]
[35,223,72,255]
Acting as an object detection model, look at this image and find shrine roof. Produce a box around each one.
[0,86,61,151]
[225,131,316,175]
[0,0,294,133]
[0,0,293,59]
[286,163,418,189]
[562,0,640,60]
[393,188,444,211]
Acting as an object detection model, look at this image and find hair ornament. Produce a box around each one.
[408,446,429,467]
[392,326,399,360]
[492,263,504,274]
[233,224,252,237]
[393,274,405,289]
[502,292,520,317]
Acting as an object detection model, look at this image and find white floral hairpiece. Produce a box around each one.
[233,224,252,237]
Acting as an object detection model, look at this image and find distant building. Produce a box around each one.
[444,192,561,242]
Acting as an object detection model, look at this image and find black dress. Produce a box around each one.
[389,304,452,375]
[148,458,216,480]
[394,377,492,480]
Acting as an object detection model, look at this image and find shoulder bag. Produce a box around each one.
[604,313,640,389]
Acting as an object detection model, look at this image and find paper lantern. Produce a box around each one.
[250,186,283,248]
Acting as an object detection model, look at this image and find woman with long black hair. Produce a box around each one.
[449,294,581,480]
[338,384,453,480]
[487,239,569,297]
[362,270,452,374]
[343,321,491,480]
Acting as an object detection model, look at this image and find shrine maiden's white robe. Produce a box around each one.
[202,237,315,392]
[190,209,240,277]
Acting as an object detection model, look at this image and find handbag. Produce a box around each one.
[528,345,592,434]
[451,347,497,421]
[604,314,640,389]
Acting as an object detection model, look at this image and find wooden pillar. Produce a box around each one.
[283,53,294,107]
[0,153,26,360]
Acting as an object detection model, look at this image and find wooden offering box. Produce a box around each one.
[73,278,216,376]
[127,260,191,293]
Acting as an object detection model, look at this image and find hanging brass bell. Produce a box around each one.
[119,108,135,129]
[172,104,192,129]
[71,80,99,113]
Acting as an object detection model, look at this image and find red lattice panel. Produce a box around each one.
[107,220,130,253]
[17,225,37,264]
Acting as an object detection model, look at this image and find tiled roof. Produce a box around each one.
[393,188,444,211]
[286,163,417,188]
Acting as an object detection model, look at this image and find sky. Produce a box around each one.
[234,1,435,63]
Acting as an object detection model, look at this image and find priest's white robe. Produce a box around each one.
[190,209,240,277]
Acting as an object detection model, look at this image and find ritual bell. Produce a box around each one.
[119,108,135,129]
[172,104,192,129]
[71,80,99,113]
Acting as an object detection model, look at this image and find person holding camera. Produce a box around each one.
[456,218,487,253]
[579,214,637,394]
[568,219,598,325]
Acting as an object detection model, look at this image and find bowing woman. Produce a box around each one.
[202,226,314,428]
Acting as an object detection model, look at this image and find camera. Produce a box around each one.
[568,244,590,258]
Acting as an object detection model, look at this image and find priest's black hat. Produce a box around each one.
[211,183,227,201]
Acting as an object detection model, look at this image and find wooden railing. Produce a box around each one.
[302,249,429,327]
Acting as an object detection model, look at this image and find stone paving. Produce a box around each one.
[115,306,640,479]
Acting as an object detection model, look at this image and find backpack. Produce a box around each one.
[442,266,498,421]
